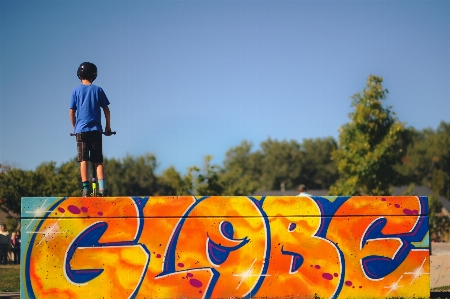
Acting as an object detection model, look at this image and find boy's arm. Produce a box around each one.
[103,106,112,135]
[70,109,76,130]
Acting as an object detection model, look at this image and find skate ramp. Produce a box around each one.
[20,195,429,298]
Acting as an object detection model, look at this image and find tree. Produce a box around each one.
[157,166,188,195]
[0,161,82,216]
[398,122,450,199]
[220,138,338,193]
[259,138,303,191]
[329,75,405,195]
[221,141,262,195]
[429,193,450,241]
[183,156,225,196]
[300,137,338,189]
[0,165,34,215]
[56,159,82,196]
[104,154,160,196]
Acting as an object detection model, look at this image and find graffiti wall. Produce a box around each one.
[21,196,429,298]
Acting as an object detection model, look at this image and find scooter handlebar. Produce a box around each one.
[70,132,116,136]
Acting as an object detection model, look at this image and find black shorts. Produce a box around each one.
[76,131,103,163]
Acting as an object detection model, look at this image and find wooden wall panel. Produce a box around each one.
[21,196,429,298]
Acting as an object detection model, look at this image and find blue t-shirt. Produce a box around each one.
[70,84,110,133]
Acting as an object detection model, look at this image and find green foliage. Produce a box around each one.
[301,137,338,189]
[187,156,225,196]
[0,161,80,216]
[157,166,188,195]
[104,154,159,196]
[220,141,262,195]
[259,138,303,190]
[397,122,450,199]
[5,216,19,232]
[0,165,36,215]
[429,194,450,242]
[220,138,337,194]
[33,161,79,196]
[329,75,405,195]
[56,159,81,196]
[430,214,450,243]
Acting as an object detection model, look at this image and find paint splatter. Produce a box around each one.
[189,279,202,288]
[288,223,296,232]
[345,280,353,286]
[315,265,321,269]
[81,207,88,213]
[178,263,185,268]
[403,209,419,215]
[58,207,65,213]
[187,272,193,277]
[395,204,401,208]
[334,273,338,277]
[322,273,333,280]
[67,205,80,214]
[97,212,103,216]
[381,198,386,201]
[156,254,161,258]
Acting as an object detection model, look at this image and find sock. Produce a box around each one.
[98,179,106,190]
[82,181,89,190]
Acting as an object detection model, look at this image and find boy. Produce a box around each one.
[70,62,112,197]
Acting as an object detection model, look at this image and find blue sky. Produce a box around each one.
[1,0,449,174]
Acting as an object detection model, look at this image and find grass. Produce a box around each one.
[1,264,449,298]
[433,285,450,292]
[0,264,20,292]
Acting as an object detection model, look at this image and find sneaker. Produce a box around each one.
[81,189,90,197]
[99,189,109,196]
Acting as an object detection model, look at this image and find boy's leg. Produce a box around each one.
[77,133,91,195]
[95,163,108,195]
[90,131,108,195]
[95,163,104,180]
[80,161,89,182]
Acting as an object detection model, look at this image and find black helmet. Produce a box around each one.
[77,62,97,82]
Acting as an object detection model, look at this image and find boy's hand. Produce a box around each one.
[104,128,112,136]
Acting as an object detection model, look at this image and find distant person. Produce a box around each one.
[70,62,113,197]
[0,224,9,264]
[11,231,20,264]
[297,184,312,196]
